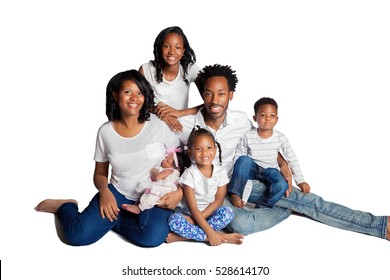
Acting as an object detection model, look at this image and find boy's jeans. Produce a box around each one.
[228,155,288,207]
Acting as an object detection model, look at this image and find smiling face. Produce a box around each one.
[188,134,216,168]
[161,32,185,67]
[202,76,234,126]
[113,80,144,118]
[254,104,278,132]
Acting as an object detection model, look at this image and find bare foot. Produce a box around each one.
[34,199,77,214]
[121,204,141,214]
[166,232,188,243]
[386,217,390,241]
[222,233,244,245]
[230,194,245,208]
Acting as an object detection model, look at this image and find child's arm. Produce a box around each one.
[298,182,311,193]
[156,103,202,119]
[155,103,202,132]
[200,185,227,219]
[277,153,293,196]
[150,167,174,181]
[279,133,309,194]
[183,185,227,246]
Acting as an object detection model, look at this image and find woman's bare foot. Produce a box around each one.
[166,232,188,243]
[230,194,245,208]
[222,233,244,244]
[386,217,390,240]
[121,204,141,214]
[34,199,77,214]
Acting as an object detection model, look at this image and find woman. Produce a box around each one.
[35,70,182,247]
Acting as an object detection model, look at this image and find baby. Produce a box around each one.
[122,147,181,214]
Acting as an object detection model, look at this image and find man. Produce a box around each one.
[177,64,388,240]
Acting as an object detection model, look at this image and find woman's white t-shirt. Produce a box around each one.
[94,115,180,201]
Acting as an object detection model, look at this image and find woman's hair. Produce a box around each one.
[186,126,222,165]
[195,64,238,95]
[105,70,154,122]
[152,26,196,86]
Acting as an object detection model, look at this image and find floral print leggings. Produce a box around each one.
[168,206,234,241]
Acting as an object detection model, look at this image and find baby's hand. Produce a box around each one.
[298,182,311,193]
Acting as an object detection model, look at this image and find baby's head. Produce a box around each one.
[161,152,176,169]
[162,147,182,170]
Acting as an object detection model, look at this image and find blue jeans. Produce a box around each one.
[57,184,173,247]
[229,155,288,207]
[225,180,388,239]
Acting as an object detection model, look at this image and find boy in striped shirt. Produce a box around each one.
[228,97,311,208]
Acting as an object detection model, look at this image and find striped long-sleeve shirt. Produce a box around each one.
[235,128,305,185]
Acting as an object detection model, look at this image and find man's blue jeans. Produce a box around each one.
[225,180,387,239]
[57,184,173,247]
[229,155,288,207]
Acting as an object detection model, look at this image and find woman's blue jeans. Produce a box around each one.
[57,184,173,247]
[225,180,387,239]
[229,155,288,207]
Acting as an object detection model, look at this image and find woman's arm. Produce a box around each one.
[157,185,183,210]
[93,161,119,221]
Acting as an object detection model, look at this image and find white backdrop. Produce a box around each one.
[1,0,389,279]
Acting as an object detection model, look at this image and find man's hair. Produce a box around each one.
[195,64,238,94]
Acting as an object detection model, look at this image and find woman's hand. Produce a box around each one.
[98,187,120,222]
[157,188,183,210]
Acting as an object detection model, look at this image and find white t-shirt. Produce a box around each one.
[141,61,199,110]
[177,108,254,177]
[94,115,180,200]
[178,164,230,213]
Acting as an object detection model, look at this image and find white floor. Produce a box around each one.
[3,204,388,280]
[1,1,389,279]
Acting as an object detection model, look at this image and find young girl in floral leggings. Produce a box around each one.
[166,127,244,246]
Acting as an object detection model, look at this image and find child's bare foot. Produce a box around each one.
[121,204,141,214]
[386,217,390,240]
[34,199,77,214]
[166,232,188,243]
[222,233,244,244]
[230,194,245,208]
